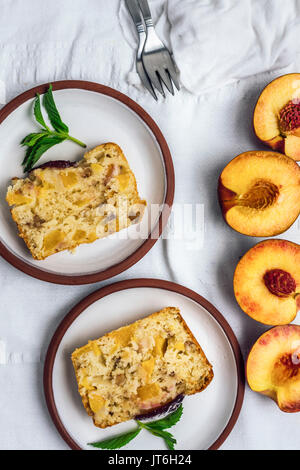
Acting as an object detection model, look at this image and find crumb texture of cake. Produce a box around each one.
[6,143,146,260]
[71,307,213,428]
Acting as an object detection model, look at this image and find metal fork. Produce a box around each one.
[138,0,180,96]
[125,0,157,100]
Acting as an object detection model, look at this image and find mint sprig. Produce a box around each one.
[88,404,183,451]
[89,428,141,450]
[21,84,86,172]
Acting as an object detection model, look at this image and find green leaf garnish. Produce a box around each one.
[33,94,50,131]
[138,403,183,430]
[21,84,86,172]
[20,131,47,148]
[88,404,183,451]
[88,428,141,450]
[142,428,177,450]
[23,135,67,173]
[43,84,69,133]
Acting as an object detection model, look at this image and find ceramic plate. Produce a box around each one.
[44,279,244,450]
[0,81,174,284]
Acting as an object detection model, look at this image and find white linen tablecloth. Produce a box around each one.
[1,0,300,450]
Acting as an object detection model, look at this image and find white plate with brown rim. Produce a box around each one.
[44,279,245,450]
[0,81,174,284]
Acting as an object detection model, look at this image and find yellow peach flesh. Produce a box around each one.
[234,239,300,325]
[153,336,167,357]
[284,135,300,160]
[88,393,105,413]
[253,73,300,161]
[137,383,160,400]
[6,193,33,206]
[219,151,300,237]
[43,229,66,253]
[247,325,300,412]
[140,357,155,381]
[60,171,78,188]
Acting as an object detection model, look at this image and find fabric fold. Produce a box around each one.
[168,0,300,94]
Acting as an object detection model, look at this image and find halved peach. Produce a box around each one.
[247,325,300,412]
[218,151,300,236]
[234,239,300,325]
[254,73,300,161]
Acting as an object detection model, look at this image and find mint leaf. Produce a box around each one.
[21,84,86,172]
[146,428,177,450]
[140,404,183,431]
[23,135,66,172]
[21,132,47,148]
[89,427,141,450]
[33,94,49,131]
[164,437,176,450]
[43,84,69,133]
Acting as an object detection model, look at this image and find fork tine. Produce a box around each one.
[166,60,180,91]
[137,0,180,97]
[148,70,165,97]
[137,62,158,100]
[158,69,174,95]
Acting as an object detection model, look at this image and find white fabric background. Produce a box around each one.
[1,0,300,450]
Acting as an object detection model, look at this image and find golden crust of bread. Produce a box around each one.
[6,143,146,260]
[71,307,213,428]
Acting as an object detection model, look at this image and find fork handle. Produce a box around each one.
[125,0,145,34]
[138,0,154,27]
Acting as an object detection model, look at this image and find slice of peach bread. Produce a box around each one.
[71,307,213,428]
[6,143,146,260]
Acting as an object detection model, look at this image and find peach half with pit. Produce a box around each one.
[218,151,300,237]
[246,325,300,412]
[234,239,300,325]
[253,73,300,161]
